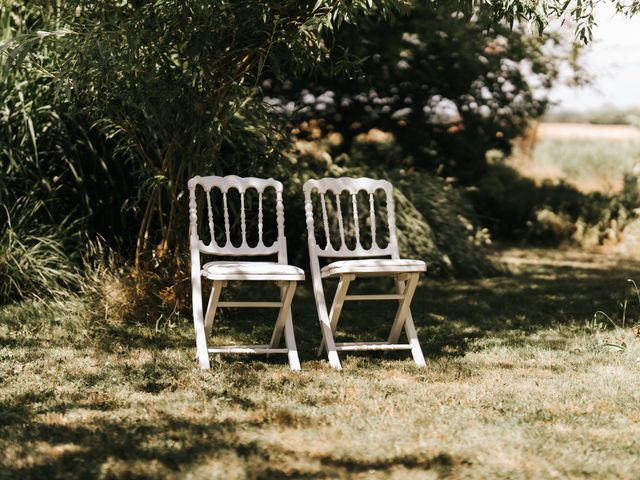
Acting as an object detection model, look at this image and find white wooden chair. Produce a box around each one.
[303,177,427,370]
[188,175,303,371]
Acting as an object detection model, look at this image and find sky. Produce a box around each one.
[547,4,640,112]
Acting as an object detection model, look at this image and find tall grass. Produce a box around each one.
[0,198,82,303]
[1,5,78,302]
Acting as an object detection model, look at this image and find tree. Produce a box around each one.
[2,0,639,273]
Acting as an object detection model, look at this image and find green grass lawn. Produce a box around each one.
[2,248,640,479]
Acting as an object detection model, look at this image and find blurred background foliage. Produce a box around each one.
[264,4,569,180]
[1,0,638,312]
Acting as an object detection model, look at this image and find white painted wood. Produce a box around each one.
[217,301,282,308]
[328,273,353,332]
[335,343,413,351]
[201,261,304,281]
[335,192,346,248]
[397,278,426,367]
[188,175,286,256]
[303,176,427,368]
[320,193,331,247]
[206,190,215,244]
[351,192,361,249]
[208,346,289,354]
[204,280,223,340]
[189,183,210,369]
[369,192,378,250]
[304,188,342,370]
[240,191,247,246]
[188,175,303,370]
[269,281,296,351]
[258,191,264,244]
[284,309,301,371]
[343,294,404,301]
[304,177,395,258]
[387,273,420,344]
[320,258,426,278]
[317,272,354,356]
[222,190,231,246]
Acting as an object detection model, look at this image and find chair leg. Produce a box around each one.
[321,317,341,369]
[317,273,354,356]
[404,311,426,367]
[312,279,341,370]
[269,281,296,346]
[269,281,301,371]
[192,275,210,369]
[387,273,419,343]
[284,313,301,371]
[204,280,223,341]
[307,251,342,369]
[388,273,425,367]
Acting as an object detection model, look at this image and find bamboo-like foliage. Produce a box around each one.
[0,2,86,301]
[2,1,409,273]
[0,199,83,303]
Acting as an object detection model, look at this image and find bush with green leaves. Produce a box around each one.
[0,3,89,301]
[271,131,500,277]
[3,0,637,303]
[264,4,578,181]
[0,199,82,303]
[469,160,640,249]
[2,0,410,273]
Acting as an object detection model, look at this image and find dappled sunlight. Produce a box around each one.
[5,0,640,476]
[3,272,640,478]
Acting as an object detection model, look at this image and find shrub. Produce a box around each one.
[0,199,82,303]
[274,129,500,277]
[264,3,576,182]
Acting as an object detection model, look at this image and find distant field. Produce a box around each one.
[537,122,640,141]
[511,122,640,192]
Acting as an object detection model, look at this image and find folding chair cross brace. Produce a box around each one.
[303,177,427,370]
[189,175,303,371]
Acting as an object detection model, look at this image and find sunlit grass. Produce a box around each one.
[2,248,640,478]
[513,138,640,193]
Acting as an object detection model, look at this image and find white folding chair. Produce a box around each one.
[303,177,427,370]
[188,175,303,370]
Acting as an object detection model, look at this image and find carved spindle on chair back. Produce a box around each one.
[188,175,286,258]
[303,177,399,259]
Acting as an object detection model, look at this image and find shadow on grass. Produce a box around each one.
[285,247,640,360]
[0,390,471,479]
[14,247,636,364]
[127,247,640,365]
[2,247,635,478]
[413,247,640,355]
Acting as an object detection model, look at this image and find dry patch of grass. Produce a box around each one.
[2,248,640,479]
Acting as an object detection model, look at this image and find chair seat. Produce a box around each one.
[320,258,426,278]
[202,261,305,281]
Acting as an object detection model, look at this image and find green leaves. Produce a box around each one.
[0,199,83,303]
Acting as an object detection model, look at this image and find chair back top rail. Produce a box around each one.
[303,177,399,259]
[188,175,285,256]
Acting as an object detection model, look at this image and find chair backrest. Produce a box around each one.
[303,177,399,259]
[188,175,287,260]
